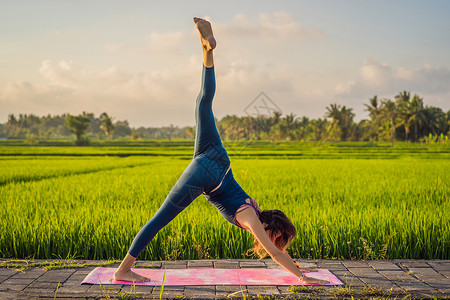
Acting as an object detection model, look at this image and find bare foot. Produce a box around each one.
[193,17,216,51]
[113,269,151,283]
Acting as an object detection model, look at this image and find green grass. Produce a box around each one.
[0,141,448,260]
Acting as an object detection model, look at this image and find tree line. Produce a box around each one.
[1,91,448,145]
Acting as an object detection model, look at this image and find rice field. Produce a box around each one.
[0,141,449,261]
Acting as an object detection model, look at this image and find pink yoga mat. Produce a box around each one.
[81,267,343,286]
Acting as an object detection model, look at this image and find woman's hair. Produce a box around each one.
[246,209,297,259]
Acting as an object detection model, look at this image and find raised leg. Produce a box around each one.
[193,17,223,156]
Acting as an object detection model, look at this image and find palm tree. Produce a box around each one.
[99,112,115,139]
[395,90,411,103]
[381,99,397,146]
[340,106,355,141]
[409,94,425,141]
[365,95,381,120]
[309,118,327,141]
[281,113,298,141]
[422,107,446,137]
[325,104,354,141]
[364,95,382,141]
[325,103,342,141]
[271,111,282,127]
[395,91,412,141]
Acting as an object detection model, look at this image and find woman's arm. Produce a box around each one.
[238,209,328,284]
[282,249,297,265]
[283,250,318,272]
[245,213,305,279]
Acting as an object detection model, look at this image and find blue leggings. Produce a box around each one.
[128,65,229,258]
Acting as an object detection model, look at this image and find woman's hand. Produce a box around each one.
[300,275,329,285]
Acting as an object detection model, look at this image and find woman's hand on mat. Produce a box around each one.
[300,275,329,285]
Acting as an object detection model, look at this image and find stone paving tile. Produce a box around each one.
[429,282,450,294]
[437,269,450,279]
[9,268,47,279]
[378,269,422,284]
[19,290,57,298]
[0,283,29,292]
[263,262,283,269]
[64,274,91,285]
[428,261,450,269]
[135,260,162,268]
[161,261,187,269]
[239,260,266,268]
[54,283,92,294]
[400,260,430,268]
[316,261,347,271]
[25,280,59,289]
[347,267,399,290]
[332,270,366,287]
[34,269,76,283]
[216,285,246,297]
[247,285,280,296]
[342,260,370,268]
[0,269,18,277]
[188,260,214,268]
[1,277,35,285]
[427,262,450,279]
[408,266,447,280]
[214,261,239,269]
[0,276,9,284]
[294,260,318,268]
[368,260,402,270]
[122,284,155,294]
[153,286,184,298]
[86,284,124,297]
[397,282,436,293]
[277,285,293,296]
[184,285,216,297]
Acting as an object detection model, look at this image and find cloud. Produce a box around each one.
[336,59,450,97]
[0,80,73,107]
[105,11,325,59]
[145,31,190,54]
[333,59,450,119]
[215,11,327,41]
[0,59,203,126]
[104,43,124,54]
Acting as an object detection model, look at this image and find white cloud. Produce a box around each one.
[0,59,204,126]
[333,59,450,119]
[104,43,124,54]
[0,80,73,107]
[336,59,450,97]
[359,59,392,88]
[215,11,327,41]
[145,31,190,54]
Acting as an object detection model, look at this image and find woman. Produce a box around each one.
[113,17,329,285]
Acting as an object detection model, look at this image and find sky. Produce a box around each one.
[1,0,449,127]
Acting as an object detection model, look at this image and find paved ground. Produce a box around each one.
[0,259,448,299]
